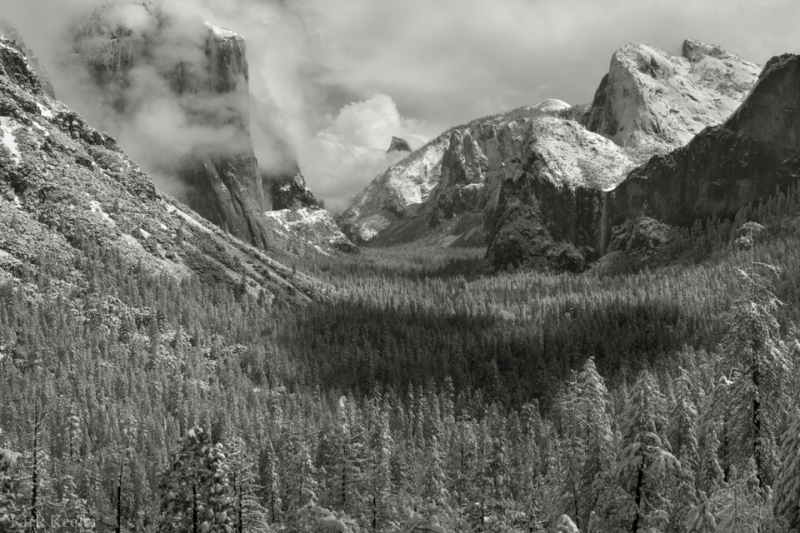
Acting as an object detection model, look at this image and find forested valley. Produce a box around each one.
[3,185,800,532]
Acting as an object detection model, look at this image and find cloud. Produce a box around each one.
[3,0,799,212]
[299,94,431,214]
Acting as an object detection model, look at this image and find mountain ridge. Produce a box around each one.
[0,29,327,303]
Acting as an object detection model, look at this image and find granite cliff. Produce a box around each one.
[72,3,354,255]
[0,30,324,301]
[340,39,774,271]
[602,53,800,258]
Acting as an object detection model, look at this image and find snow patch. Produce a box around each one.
[532,99,571,113]
[205,21,239,40]
[139,228,151,239]
[89,200,115,225]
[13,195,22,209]
[0,117,22,165]
[36,103,54,119]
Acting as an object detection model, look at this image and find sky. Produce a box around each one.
[4,0,800,213]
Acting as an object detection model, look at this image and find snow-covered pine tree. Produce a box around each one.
[600,370,680,533]
[713,460,777,533]
[55,473,94,532]
[773,407,800,530]
[229,436,271,532]
[366,405,395,532]
[283,427,318,522]
[576,358,614,529]
[556,371,585,528]
[257,437,281,526]
[0,440,25,533]
[723,222,792,488]
[158,426,235,533]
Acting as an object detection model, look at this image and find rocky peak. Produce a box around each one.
[585,40,761,155]
[268,171,319,211]
[387,136,412,153]
[601,53,800,259]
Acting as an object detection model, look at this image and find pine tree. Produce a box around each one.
[603,371,680,533]
[576,358,614,528]
[257,438,281,526]
[723,223,792,488]
[229,436,271,533]
[773,407,800,530]
[713,461,774,533]
[159,426,235,533]
[56,474,95,532]
[697,425,724,498]
[366,408,395,532]
[283,427,318,520]
[0,441,25,533]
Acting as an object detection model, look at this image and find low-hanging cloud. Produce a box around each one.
[4,0,799,211]
[301,93,431,213]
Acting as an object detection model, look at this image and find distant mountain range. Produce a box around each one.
[337,39,800,273]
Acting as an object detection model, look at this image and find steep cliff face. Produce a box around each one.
[0,31,324,301]
[72,3,354,255]
[483,116,634,271]
[602,54,800,256]
[585,40,760,156]
[74,5,273,248]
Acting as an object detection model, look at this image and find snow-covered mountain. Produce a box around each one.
[339,39,765,271]
[602,53,800,260]
[0,29,325,301]
[585,39,761,155]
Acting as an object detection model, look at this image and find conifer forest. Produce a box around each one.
[3,187,800,532]
[3,1,800,532]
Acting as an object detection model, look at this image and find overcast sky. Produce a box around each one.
[6,0,800,212]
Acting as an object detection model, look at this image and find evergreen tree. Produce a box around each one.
[159,427,235,533]
[774,407,800,531]
[257,438,282,526]
[0,441,25,533]
[602,371,680,533]
[723,224,792,488]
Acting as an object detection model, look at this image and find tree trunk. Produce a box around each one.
[193,484,198,533]
[31,400,39,531]
[631,461,645,533]
[117,459,123,533]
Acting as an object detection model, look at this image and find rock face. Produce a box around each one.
[483,116,634,271]
[72,3,354,255]
[340,104,634,263]
[602,53,800,256]
[0,31,323,301]
[585,40,760,157]
[387,136,412,153]
[339,134,449,244]
[269,171,320,211]
[340,39,766,271]
[0,22,56,99]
